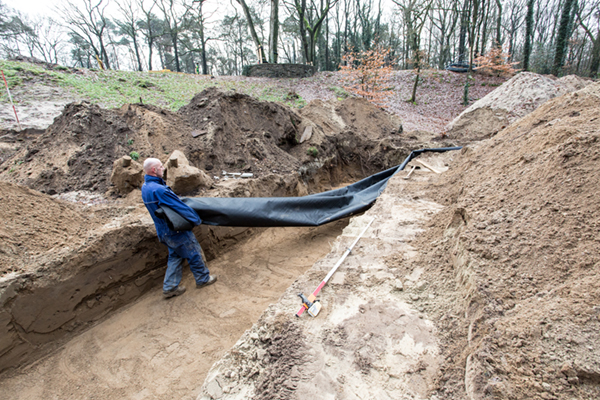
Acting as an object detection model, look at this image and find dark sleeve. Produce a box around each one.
[156,186,202,226]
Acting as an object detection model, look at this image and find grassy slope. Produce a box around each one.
[0,59,308,111]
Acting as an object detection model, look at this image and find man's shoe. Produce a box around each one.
[196,275,217,289]
[163,285,186,299]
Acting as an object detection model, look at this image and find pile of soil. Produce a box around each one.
[0,88,422,196]
[0,100,192,194]
[178,88,304,176]
[0,181,96,274]
[446,72,592,141]
[409,81,600,399]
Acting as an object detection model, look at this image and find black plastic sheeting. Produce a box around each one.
[156,147,461,230]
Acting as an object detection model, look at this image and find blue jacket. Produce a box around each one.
[141,175,201,242]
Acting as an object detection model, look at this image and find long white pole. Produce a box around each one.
[296,217,375,317]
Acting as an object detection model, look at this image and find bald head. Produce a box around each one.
[143,158,165,178]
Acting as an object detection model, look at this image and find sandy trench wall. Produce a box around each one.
[418,83,600,399]
[0,218,254,373]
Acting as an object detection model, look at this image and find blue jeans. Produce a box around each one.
[162,231,210,292]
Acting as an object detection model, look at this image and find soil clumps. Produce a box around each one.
[0,181,96,274]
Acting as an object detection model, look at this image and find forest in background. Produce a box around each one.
[0,0,599,78]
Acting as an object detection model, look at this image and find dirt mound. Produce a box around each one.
[0,181,94,274]
[178,87,303,176]
[0,101,192,194]
[299,97,402,138]
[1,88,431,196]
[411,82,600,398]
[446,72,593,141]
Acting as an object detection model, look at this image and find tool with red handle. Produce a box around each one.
[296,217,375,318]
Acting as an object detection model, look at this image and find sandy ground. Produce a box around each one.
[0,221,347,399]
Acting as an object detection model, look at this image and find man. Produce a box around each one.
[141,158,217,299]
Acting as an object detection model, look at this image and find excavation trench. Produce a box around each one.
[0,162,361,373]
[0,151,452,399]
[0,215,349,398]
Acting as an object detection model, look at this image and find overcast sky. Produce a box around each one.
[6,0,398,21]
[5,0,55,17]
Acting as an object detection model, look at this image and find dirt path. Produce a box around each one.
[0,221,347,399]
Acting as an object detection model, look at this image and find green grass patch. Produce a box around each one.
[329,86,350,99]
[0,59,309,110]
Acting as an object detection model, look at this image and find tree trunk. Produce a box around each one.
[410,45,420,103]
[197,2,208,74]
[269,0,279,63]
[411,69,420,103]
[235,0,266,63]
[522,0,534,71]
[495,0,502,47]
[325,14,330,70]
[468,0,479,72]
[133,34,143,71]
[99,38,111,70]
[589,35,600,77]
[458,0,470,62]
[552,0,576,76]
[172,32,180,72]
[298,0,309,63]
[200,28,208,74]
[295,0,336,66]
[148,37,154,71]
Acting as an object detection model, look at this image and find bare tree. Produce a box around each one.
[232,0,267,63]
[505,0,525,62]
[431,0,460,68]
[217,12,255,74]
[576,0,600,77]
[393,0,434,103]
[59,0,112,69]
[286,0,339,65]
[116,0,144,71]
[154,0,190,72]
[138,0,162,70]
[28,17,67,64]
[181,0,212,74]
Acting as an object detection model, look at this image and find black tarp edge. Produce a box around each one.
[155,147,462,230]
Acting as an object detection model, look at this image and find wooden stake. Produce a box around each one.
[415,159,442,174]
